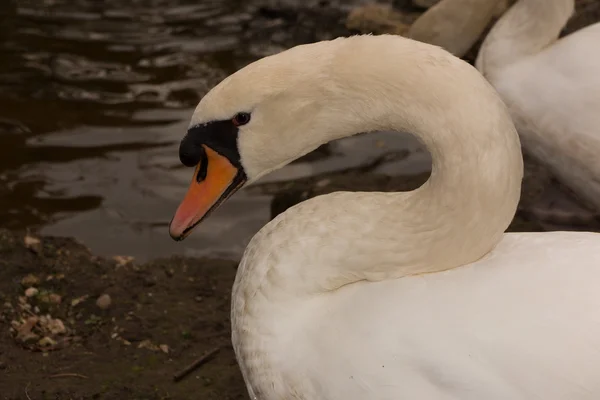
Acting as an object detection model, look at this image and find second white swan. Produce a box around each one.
[477,0,600,211]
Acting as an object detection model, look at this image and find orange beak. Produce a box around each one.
[169,146,246,241]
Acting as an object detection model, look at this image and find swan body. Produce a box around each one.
[168,35,600,399]
[476,0,600,210]
[234,231,600,400]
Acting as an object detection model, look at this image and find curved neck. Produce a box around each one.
[476,0,574,76]
[409,0,504,58]
[236,38,524,298]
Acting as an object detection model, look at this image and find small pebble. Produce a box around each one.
[38,336,57,347]
[21,274,40,287]
[23,235,42,253]
[315,178,331,188]
[48,294,62,304]
[71,295,89,307]
[24,287,39,298]
[24,234,40,246]
[113,255,134,267]
[96,294,112,310]
[47,318,66,335]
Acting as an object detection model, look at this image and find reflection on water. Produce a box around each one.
[0,0,429,261]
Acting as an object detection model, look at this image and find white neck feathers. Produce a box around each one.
[476,0,574,76]
[234,36,523,299]
[409,0,505,57]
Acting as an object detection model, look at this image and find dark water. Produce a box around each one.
[0,0,429,261]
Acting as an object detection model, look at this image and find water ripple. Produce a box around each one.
[0,0,419,261]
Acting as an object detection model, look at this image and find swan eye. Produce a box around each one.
[232,112,251,127]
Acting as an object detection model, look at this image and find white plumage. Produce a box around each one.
[477,0,600,211]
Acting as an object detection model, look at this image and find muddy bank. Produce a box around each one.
[0,229,245,399]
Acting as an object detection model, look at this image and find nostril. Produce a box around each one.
[179,135,205,167]
[196,150,208,183]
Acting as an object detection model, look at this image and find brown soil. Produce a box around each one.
[0,229,246,399]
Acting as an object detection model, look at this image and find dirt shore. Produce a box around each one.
[0,228,246,399]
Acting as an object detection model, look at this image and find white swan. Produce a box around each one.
[169,35,600,399]
[476,0,600,211]
[409,0,512,58]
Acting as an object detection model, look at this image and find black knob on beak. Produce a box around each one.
[179,133,206,168]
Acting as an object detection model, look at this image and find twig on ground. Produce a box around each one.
[49,373,89,379]
[173,346,221,382]
[25,382,32,400]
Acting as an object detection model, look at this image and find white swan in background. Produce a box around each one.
[409,0,512,58]
[476,0,600,211]
[169,35,600,399]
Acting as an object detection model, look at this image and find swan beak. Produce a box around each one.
[169,146,245,241]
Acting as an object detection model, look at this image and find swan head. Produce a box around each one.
[169,39,348,240]
[167,34,506,241]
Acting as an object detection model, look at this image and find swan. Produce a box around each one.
[475,0,600,211]
[169,35,600,399]
[409,0,512,58]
